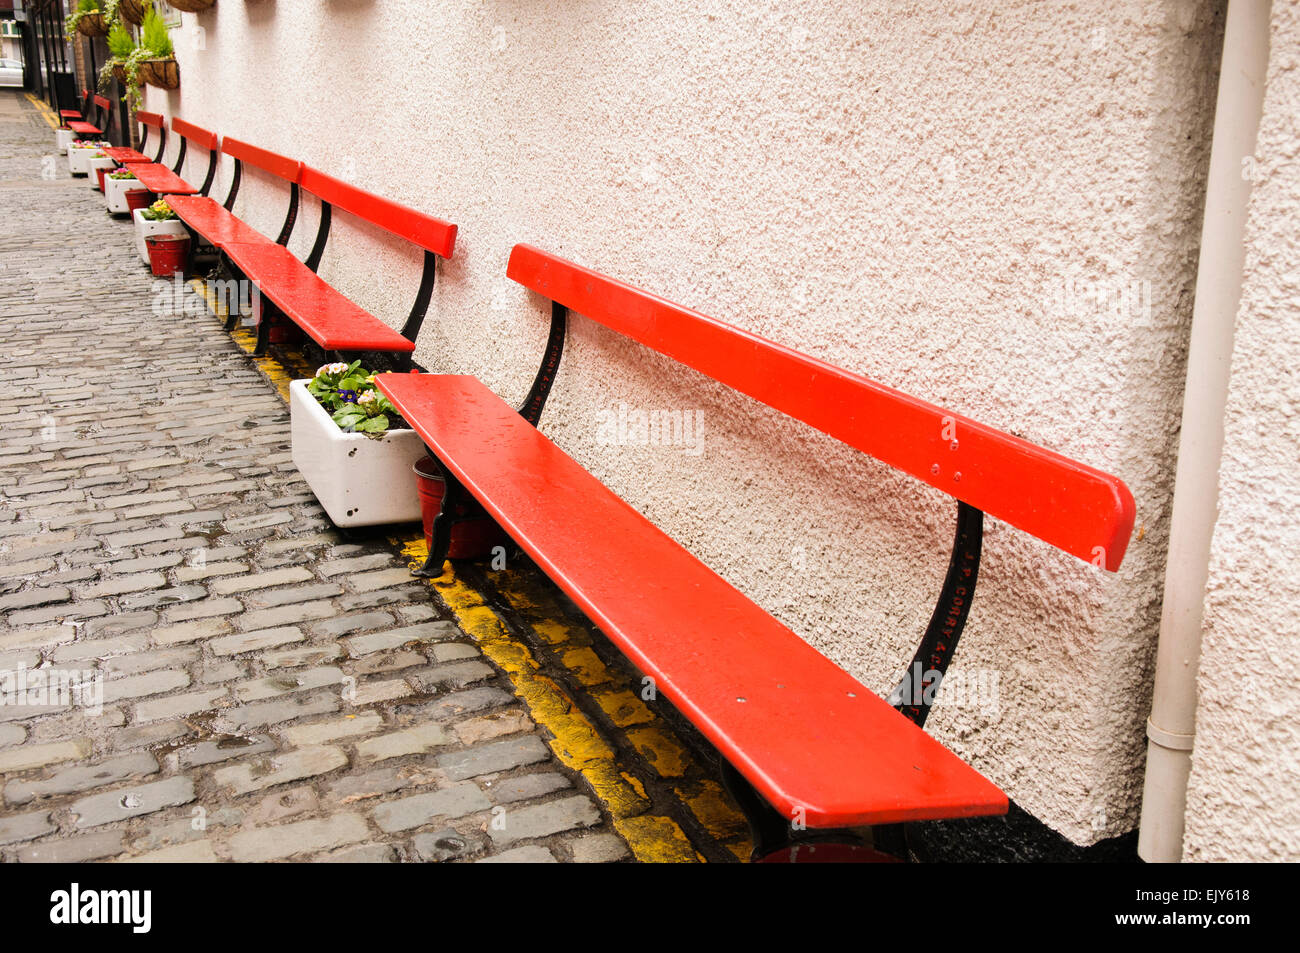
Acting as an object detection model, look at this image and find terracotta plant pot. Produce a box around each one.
[76,13,110,38]
[167,0,216,11]
[119,0,147,25]
[139,58,180,90]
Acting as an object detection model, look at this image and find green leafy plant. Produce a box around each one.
[96,20,137,93]
[141,198,176,221]
[140,3,173,57]
[113,4,173,108]
[306,361,404,435]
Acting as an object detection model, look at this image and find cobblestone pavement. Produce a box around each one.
[0,90,640,863]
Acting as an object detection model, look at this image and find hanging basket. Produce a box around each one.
[119,0,147,25]
[167,0,217,12]
[76,13,111,37]
[139,58,180,90]
[111,63,127,84]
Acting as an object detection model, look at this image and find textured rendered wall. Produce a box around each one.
[1184,1,1300,863]
[148,0,1224,845]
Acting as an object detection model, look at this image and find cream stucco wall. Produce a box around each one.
[1184,0,1300,863]
[144,0,1229,845]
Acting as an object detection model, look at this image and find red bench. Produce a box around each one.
[59,88,91,127]
[168,136,305,281]
[216,164,456,365]
[126,117,219,198]
[101,111,166,165]
[375,244,1136,860]
[67,94,113,138]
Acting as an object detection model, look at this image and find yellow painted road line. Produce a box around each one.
[25,92,59,130]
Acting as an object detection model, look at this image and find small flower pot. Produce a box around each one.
[76,13,110,38]
[55,128,74,150]
[66,143,99,176]
[132,208,188,264]
[413,457,509,560]
[289,379,425,527]
[124,188,154,214]
[104,174,146,214]
[139,59,180,90]
[146,235,190,278]
[88,155,116,192]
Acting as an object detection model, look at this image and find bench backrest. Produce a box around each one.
[93,95,110,112]
[299,166,457,259]
[170,116,219,152]
[506,243,1136,571]
[218,137,304,242]
[135,111,166,162]
[166,116,219,194]
[221,136,302,183]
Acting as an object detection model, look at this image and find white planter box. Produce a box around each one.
[66,143,98,175]
[56,128,74,150]
[289,379,424,527]
[87,155,116,191]
[132,208,189,264]
[104,174,148,215]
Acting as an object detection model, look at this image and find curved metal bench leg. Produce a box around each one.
[412,453,460,579]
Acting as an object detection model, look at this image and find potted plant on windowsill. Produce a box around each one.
[290,362,425,527]
[132,198,188,265]
[66,0,110,38]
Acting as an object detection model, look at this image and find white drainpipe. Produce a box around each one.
[1137,0,1271,863]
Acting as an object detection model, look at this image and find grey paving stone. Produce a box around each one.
[69,776,196,827]
[5,752,160,805]
[475,845,557,863]
[486,772,573,805]
[436,735,552,781]
[228,813,369,862]
[345,621,460,656]
[17,830,125,863]
[212,745,348,795]
[487,795,602,844]
[372,781,492,833]
[0,810,56,845]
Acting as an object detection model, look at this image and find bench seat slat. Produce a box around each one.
[167,196,274,248]
[222,242,416,354]
[67,122,101,136]
[101,147,150,164]
[126,163,198,196]
[375,372,1008,828]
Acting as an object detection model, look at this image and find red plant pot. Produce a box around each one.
[123,188,154,213]
[267,314,303,346]
[413,457,508,560]
[145,235,190,278]
[95,167,109,192]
